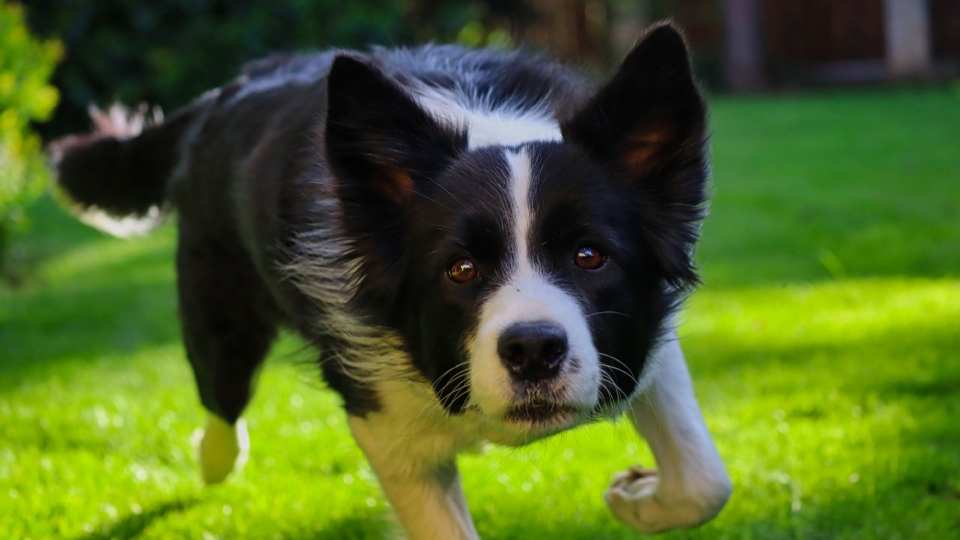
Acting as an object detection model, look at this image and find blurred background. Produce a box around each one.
[1,1,958,539]
[14,0,960,139]
[3,0,960,253]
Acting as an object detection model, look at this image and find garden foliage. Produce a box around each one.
[0,3,61,266]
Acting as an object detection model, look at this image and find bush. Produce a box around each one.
[0,3,61,268]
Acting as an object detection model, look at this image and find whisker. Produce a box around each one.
[585,311,629,319]
[410,189,453,211]
[428,178,461,204]
[597,352,640,387]
[600,370,630,405]
[601,364,638,386]
[405,366,472,434]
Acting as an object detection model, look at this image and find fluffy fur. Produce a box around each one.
[53,23,731,538]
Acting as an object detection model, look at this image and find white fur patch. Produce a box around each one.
[76,205,166,239]
[348,383,482,539]
[87,102,163,138]
[507,147,535,265]
[413,86,561,149]
[466,148,600,426]
[605,334,732,532]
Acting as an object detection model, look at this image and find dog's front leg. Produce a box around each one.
[349,415,479,540]
[604,333,732,533]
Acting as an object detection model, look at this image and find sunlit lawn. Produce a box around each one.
[2,87,959,539]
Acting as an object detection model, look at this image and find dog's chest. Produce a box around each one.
[352,379,485,471]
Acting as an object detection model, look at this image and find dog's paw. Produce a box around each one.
[193,415,249,485]
[604,465,731,534]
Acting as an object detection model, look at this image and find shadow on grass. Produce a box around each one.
[2,196,108,287]
[289,515,393,540]
[884,376,960,399]
[0,271,181,391]
[69,499,198,540]
[685,318,960,389]
[0,198,181,388]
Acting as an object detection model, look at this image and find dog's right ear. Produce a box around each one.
[325,54,466,210]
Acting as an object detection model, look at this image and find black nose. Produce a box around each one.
[497,321,568,381]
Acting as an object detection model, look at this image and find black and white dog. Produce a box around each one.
[54,23,731,538]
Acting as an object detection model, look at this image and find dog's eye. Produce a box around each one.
[574,246,606,270]
[448,258,478,283]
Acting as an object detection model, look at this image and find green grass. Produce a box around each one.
[2,87,959,539]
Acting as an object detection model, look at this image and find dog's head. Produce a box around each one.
[324,25,707,442]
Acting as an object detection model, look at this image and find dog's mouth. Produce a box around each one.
[503,400,584,427]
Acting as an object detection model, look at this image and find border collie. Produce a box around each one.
[53,23,731,538]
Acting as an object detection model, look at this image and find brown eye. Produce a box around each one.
[448,258,478,283]
[575,246,606,270]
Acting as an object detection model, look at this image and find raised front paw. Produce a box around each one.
[604,465,731,534]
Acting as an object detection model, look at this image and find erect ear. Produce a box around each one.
[561,23,708,286]
[325,54,465,209]
[561,23,706,179]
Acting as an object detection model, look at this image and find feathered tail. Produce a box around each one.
[50,103,198,237]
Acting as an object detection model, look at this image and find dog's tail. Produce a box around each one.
[50,103,199,237]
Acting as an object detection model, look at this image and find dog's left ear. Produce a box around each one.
[561,23,708,286]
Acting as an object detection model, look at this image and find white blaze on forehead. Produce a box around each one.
[413,86,561,149]
[505,147,535,271]
[466,147,601,421]
[463,111,561,149]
